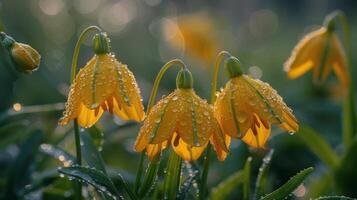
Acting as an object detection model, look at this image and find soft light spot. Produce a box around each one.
[293,184,306,197]
[13,103,22,112]
[73,0,101,14]
[248,66,263,79]
[38,0,65,16]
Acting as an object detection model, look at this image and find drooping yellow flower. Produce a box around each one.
[214,57,298,148]
[284,20,349,87]
[134,69,228,161]
[165,13,220,65]
[59,33,145,128]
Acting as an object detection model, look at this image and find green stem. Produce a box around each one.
[330,11,356,148]
[199,51,231,200]
[163,149,182,200]
[70,25,102,200]
[134,59,186,195]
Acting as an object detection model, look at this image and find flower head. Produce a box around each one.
[59,33,145,128]
[0,32,41,73]
[215,57,298,148]
[135,69,228,161]
[165,13,220,65]
[284,17,349,87]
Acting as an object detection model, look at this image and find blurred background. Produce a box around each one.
[0,0,357,199]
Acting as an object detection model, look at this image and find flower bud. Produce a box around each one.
[176,68,193,89]
[1,32,41,73]
[10,42,41,73]
[92,32,111,54]
[224,56,243,78]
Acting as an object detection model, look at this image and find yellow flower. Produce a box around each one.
[284,25,349,87]
[134,69,228,161]
[214,57,298,148]
[59,33,145,128]
[166,13,220,65]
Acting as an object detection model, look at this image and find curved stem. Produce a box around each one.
[210,51,232,104]
[70,25,102,200]
[70,26,102,82]
[134,59,186,194]
[331,11,356,148]
[199,51,231,200]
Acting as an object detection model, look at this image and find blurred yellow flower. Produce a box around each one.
[135,69,228,161]
[215,57,298,148]
[284,26,349,87]
[166,13,220,65]
[59,33,144,128]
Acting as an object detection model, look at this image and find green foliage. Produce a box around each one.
[5,129,44,199]
[243,157,252,200]
[81,129,107,173]
[314,196,355,200]
[58,166,123,200]
[260,167,314,200]
[210,170,244,200]
[254,150,274,199]
[297,126,339,169]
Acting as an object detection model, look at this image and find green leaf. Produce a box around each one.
[88,126,104,151]
[0,121,29,148]
[254,149,274,199]
[117,174,137,200]
[335,139,357,197]
[163,150,182,200]
[314,196,355,200]
[21,169,59,196]
[58,166,123,200]
[5,129,44,199]
[138,156,161,198]
[297,126,338,169]
[260,167,314,200]
[178,170,199,200]
[343,86,357,148]
[81,130,107,174]
[39,144,76,167]
[243,157,252,200]
[210,170,244,200]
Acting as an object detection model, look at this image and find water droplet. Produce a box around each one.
[172,96,178,101]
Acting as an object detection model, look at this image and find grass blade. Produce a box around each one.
[39,144,76,167]
[314,196,355,200]
[260,167,314,200]
[209,170,244,200]
[243,157,252,200]
[297,126,338,169]
[254,149,274,199]
[343,86,357,148]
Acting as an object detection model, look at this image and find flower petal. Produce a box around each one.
[241,115,271,148]
[210,132,230,161]
[77,103,104,128]
[171,132,207,161]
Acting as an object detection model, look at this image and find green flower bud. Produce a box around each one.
[93,32,111,54]
[176,68,193,89]
[224,56,243,78]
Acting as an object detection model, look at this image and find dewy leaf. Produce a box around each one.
[335,139,357,197]
[117,174,137,200]
[254,149,274,199]
[88,125,104,151]
[260,167,314,200]
[243,157,252,200]
[177,170,199,200]
[58,166,123,200]
[314,196,355,200]
[138,156,161,198]
[297,126,338,169]
[39,144,76,167]
[210,170,244,200]
[163,150,182,200]
[5,129,44,199]
[81,130,107,174]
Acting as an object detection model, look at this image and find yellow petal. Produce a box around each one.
[329,33,349,87]
[284,28,327,79]
[77,103,104,128]
[146,142,167,160]
[175,89,213,147]
[171,132,207,161]
[59,79,81,126]
[210,132,231,161]
[134,92,178,151]
[241,115,271,148]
